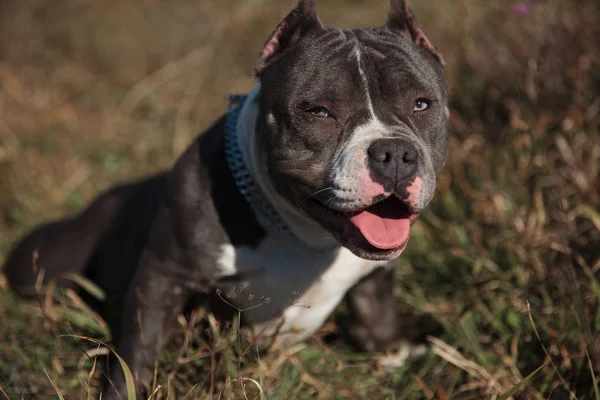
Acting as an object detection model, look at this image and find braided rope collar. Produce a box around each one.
[224,94,336,251]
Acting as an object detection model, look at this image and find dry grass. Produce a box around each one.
[0,0,599,398]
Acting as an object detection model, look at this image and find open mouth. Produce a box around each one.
[303,195,419,256]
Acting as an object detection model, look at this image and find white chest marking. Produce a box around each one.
[216,239,381,346]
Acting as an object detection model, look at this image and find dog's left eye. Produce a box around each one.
[413,99,430,112]
[307,106,330,118]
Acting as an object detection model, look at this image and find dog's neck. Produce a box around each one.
[235,85,339,250]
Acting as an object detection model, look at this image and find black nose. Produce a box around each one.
[367,139,418,188]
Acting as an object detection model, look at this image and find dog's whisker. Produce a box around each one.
[302,187,333,203]
[319,196,337,212]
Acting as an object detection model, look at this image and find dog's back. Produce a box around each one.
[3,174,166,306]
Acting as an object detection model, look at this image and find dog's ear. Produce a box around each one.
[254,0,324,78]
[386,0,444,66]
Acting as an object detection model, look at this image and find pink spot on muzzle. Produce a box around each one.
[406,176,422,208]
[358,156,389,199]
[359,170,388,198]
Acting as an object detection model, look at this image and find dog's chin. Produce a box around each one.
[342,239,407,261]
[299,194,419,261]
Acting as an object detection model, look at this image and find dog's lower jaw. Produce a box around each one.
[296,200,414,261]
[342,240,408,262]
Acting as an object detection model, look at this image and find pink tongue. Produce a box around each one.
[350,210,410,250]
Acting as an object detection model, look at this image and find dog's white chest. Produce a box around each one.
[217,237,381,345]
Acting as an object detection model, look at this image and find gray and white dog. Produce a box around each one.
[3,0,450,397]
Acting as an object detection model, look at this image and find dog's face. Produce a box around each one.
[255,0,449,261]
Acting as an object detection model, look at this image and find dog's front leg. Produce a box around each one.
[345,266,398,352]
[102,262,191,399]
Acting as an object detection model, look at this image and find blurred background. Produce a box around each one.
[0,0,599,398]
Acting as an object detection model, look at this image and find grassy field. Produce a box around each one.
[1,0,599,398]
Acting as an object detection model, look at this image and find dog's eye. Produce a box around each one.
[413,99,430,112]
[308,106,330,118]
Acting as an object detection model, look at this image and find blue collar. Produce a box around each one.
[224,94,339,252]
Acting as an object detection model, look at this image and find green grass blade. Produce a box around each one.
[62,273,106,301]
[44,368,66,400]
[498,361,548,400]
[67,335,137,399]
[257,345,267,400]
[586,349,600,400]
[573,204,600,232]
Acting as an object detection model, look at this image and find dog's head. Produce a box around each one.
[254,0,449,261]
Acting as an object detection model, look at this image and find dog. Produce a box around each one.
[3,0,449,397]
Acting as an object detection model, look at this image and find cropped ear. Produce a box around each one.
[386,0,444,66]
[254,0,324,78]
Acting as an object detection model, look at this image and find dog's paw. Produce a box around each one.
[348,323,396,353]
[376,340,429,370]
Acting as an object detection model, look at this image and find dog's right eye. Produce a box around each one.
[307,106,330,118]
[413,99,430,112]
